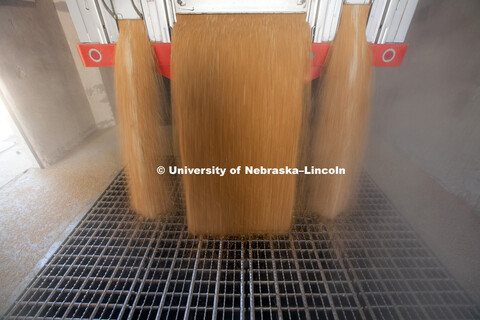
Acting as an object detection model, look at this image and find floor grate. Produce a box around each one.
[3,172,479,319]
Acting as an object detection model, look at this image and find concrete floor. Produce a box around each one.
[0,137,34,189]
[0,127,122,316]
[0,101,37,189]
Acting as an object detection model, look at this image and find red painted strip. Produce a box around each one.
[370,43,408,67]
[157,65,171,79]
[311,66,324,80]
[152,43,172,78]
[311,43,330,66]
[77,43,115,67]
[310,43,330,79]
[152,43,171,66]
[76,42,408,79]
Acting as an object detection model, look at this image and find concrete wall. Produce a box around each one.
[370,0,480,215]
[53,0,116,128]
[0,0,98,167]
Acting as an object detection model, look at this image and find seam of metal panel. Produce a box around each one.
[211,240,222,320]
[247,241,255,320]
[182,238,202,320]
[89,214,144,319]
[268,239,284,320]
[329,239,368,320]
[155,229,183,319]
[123,220,164,320]
[340,240,379,320]
[306,225,340,320]
[287,235,311,320]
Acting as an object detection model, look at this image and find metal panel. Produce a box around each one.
[166,0,177,26]
[366,0,388,43]
[174,0,308,14]
[66,0,90,43]
[97,0,119,43]
[344,0,371,4]
[66,0,109,43]
[112,0,144,19]
[329,0,343,42]
[377,0,399,43]
[4,172,479,319]
[141,0,172,42]
[306,0,318,28]
[393,0,418,42]
[313,0,329,42]
[322,0,342,42]
[385,0,407,43]
[306,0,320,40]
[66,0,418,45]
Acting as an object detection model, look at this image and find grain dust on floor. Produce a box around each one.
[0,127,122,316]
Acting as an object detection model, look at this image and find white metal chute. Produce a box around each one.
[97,0,119,42]
[66,0,418,44]
[141,0,171,42]
[323,0,343,42]
[393,0,419,42]
[173,0,308,14]
[66,0,110,43]
[366,0,387,43]
[312,0,329,42]
[385,0,408,43]
[306,0,319,40]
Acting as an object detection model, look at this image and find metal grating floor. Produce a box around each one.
[3,172,479,320]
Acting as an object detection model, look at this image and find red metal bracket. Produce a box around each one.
[311,43,330,79]
[370,43,409,67]
[152,43,171,78]
[76,44,116,67]
[76,42,409,80]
